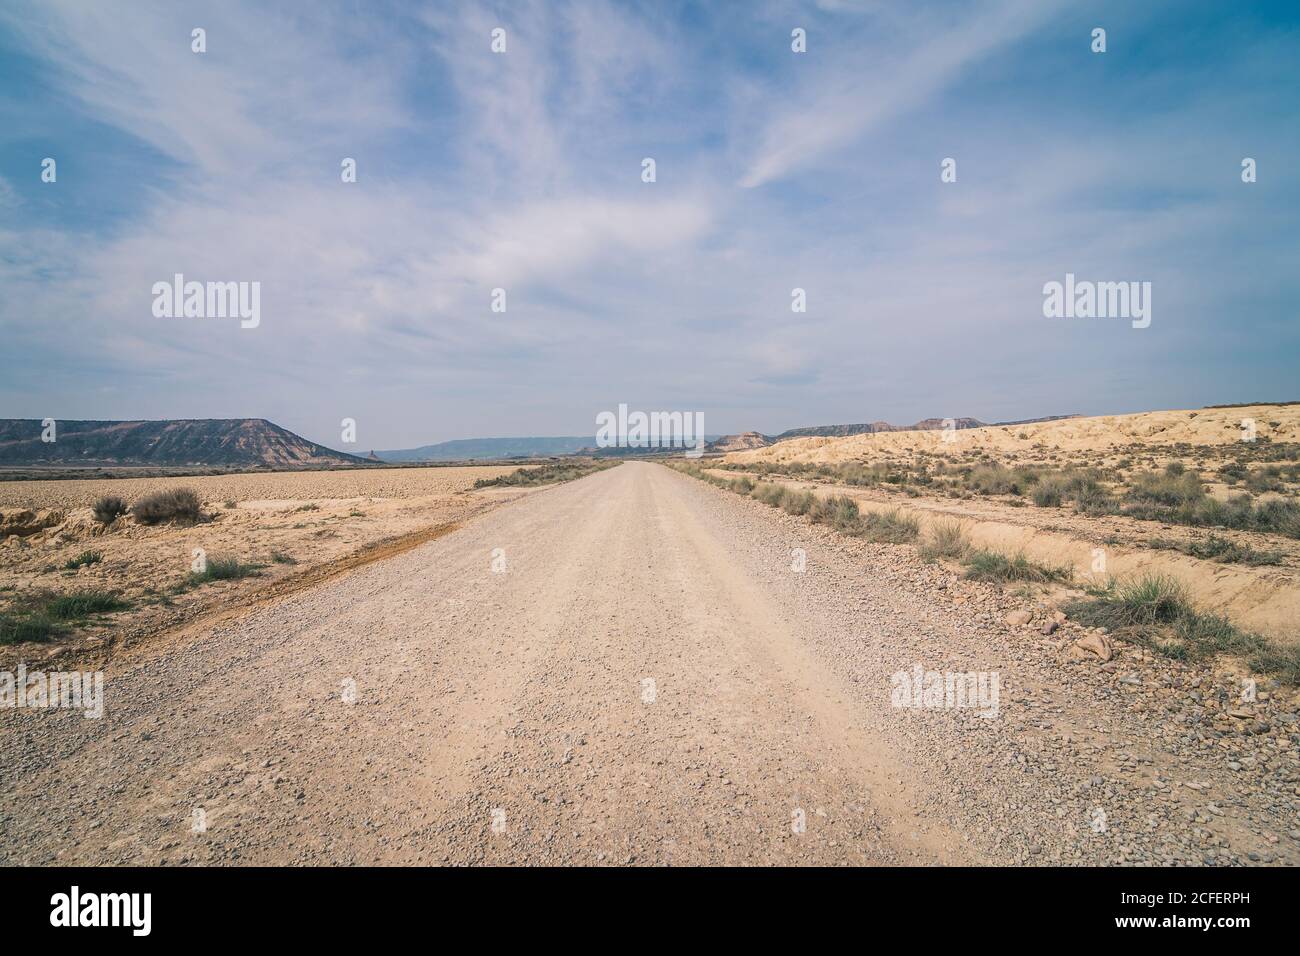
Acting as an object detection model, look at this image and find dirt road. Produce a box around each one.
[1,463,1295,865]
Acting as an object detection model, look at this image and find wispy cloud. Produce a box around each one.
[739,0,1067,188]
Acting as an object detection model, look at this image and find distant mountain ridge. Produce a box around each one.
[0,419,365,468]
[376,436,596,461]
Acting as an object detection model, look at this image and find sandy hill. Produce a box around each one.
[708,432,772,453]
[774,417,985,440]
[728,405,1300,465]
[0,419,366,468]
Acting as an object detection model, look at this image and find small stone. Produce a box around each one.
[1067,632,1114,662]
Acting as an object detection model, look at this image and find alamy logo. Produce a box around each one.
[1,665,103,719]
[596,404,705,458]
[50,886,151,936]
[1042,273,1151,329]
[890,665,1000,718]
[152,273,260,328]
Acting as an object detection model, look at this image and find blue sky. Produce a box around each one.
[1,0,1297,449]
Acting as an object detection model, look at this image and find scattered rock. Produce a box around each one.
[1067,632,1114,662]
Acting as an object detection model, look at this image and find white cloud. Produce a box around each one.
[739,0,1066,188]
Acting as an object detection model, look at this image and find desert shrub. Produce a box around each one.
[962,549,1071,584]
[834,462,893,486]
[132,487,203,525]
[781,489,817,516]
[270,551,297,564]
[1078,574,1188,627]
[1126,470,1205,508]
[751,483,787,507]
[1218,462,1248,484]
[1254,499,1300,537]
[968,465,1028,496]
[860,508,920,543]
[91,495,128,525]
[1121,479,1300,537]
[1245,468,1285,494]
[1032,479,1065,508]
[808,495,861,532]
[920,519,969,560]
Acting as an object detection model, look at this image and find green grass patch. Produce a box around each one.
[963,549,1071,584]
[188,557,264,586]
[63,549,103,570]
[0,612,67,645]
[44,589,132,620]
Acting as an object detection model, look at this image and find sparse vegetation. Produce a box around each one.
[0,611,65,645]
[1065,574,1298,683]
[91,495,128,524]
[474,460,618,488]
[132,487,203,525]
[919,519,970,560]
[859,507,920,543]
[963,549,1071,584]
[1031,479,1064,508]
[44,589,131,619]
[270,551,297,564]
[1148,534,1283,566]
[1,587,133,642]
[188,556,263,586]
[63,549,103,570]
[808,494,862,533]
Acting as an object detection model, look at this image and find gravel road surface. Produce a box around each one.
[2,462,1296,865]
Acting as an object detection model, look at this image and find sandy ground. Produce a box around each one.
[0,466,519,667]
[723,404,1300,645]
[1,462,1296,866]
[712,468,1300,643]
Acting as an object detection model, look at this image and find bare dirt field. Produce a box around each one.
[0,466,523,668]
[1,462,1295,866]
